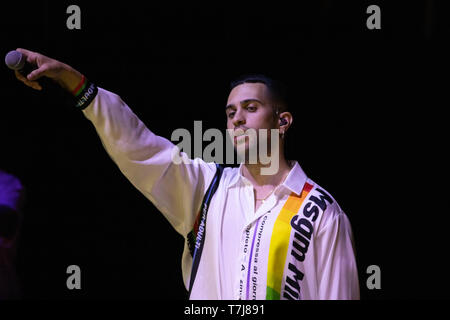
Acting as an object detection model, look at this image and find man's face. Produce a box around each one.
[225,82,279,156]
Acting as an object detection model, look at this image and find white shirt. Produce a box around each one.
[82,88,360,300]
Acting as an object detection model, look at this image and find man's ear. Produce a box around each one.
[278,112,293,131]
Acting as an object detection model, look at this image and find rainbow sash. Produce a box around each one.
[265,182,313,299]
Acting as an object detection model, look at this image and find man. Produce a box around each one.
[0,169,24,299]
[13,48,360,299]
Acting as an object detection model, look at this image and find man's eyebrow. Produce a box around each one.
[225,99,264,111]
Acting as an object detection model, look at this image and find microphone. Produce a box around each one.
[5,50,36,77]
[5,50,55,92]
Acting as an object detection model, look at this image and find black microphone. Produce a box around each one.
[5,50,37,78]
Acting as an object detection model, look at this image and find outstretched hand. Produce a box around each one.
[13,48,83,93]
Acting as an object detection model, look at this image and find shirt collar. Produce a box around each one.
[227,163,245,188]
[281,161,308,196]
[227,161,307,196]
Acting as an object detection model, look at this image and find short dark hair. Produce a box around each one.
[229,74,289,115]
[229,74,293,160]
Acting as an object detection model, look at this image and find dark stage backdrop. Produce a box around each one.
[0,1,447,300]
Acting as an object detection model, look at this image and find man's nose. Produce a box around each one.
[232,109,246,127]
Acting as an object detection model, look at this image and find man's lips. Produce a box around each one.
[234,133,248,145]
[234,128,249,136]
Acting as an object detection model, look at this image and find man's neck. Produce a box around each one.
[242,156,292,188]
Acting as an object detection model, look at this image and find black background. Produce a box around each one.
[0,1,447,300]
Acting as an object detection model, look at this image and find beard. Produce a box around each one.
[231,128,280,166]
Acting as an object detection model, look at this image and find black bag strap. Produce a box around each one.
[187,163,224,298]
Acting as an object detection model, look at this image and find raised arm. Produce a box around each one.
[13,48,217,236]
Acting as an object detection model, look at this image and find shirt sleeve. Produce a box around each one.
[314,209,360,300]
[81,88,217,236]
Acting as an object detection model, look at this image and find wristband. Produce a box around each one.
[73,77,98,110]
[72,75,86,96]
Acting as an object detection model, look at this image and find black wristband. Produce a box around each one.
[73,78,98,110]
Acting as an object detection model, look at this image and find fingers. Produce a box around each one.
[15,70,42,91]
[27,65,48,81]
[15,48,34,55]
[16,48,38,65]
[14,48,44,90]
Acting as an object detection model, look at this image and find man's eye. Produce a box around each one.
[228,112,235,118]
[247,106,257,111]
